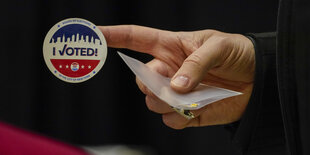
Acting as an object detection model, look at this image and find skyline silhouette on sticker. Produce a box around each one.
[43,18,107,83]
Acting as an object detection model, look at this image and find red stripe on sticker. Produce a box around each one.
[51,59,100,77]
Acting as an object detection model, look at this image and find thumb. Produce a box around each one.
[170,43,221,93]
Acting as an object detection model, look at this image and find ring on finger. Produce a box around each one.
[171,107,195,120]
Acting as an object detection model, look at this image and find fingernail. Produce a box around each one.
[172,75,189,87]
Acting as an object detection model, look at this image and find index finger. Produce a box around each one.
[98,25,168,54]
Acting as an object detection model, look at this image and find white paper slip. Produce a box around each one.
[118,52,242,110]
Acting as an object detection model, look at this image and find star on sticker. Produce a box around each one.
[59,65,62,68]
[88,65,91,69]
[81,65,85,69]
[66,65,69,69]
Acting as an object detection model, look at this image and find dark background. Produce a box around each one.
[1,0,278,154]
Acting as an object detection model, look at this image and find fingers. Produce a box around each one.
[135,59,174,95]
[135,58,221,127]
[145,96,174,114]
[136,59,176,114]
[98,25,169,54]
[162,112,189,129]
[170,38,225,93]
[137,78,174,114]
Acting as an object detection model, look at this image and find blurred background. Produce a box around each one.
[1,0,278,154]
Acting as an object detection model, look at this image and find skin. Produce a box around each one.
[99,25,255,129]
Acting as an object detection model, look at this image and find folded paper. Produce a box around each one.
[118,52,242,110]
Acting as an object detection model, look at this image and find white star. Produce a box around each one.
[66,65,69,69]
[59,65,62,68]
[81,65,85,69]
[88,65,91,69]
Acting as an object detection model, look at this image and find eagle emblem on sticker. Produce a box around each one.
[43,18,107,83]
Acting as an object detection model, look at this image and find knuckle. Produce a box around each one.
[203,29,218,37]
[162,115,185,130]
[146,90,156,98]
[183,54,203,70]
[145,97,156,112]
[209,36,234,65]
[136,78,147,94]
[124,25,135,45]
[215,36,233,50]
[219,37,232,47]
[145,96,162,114]
[136,78,155,97]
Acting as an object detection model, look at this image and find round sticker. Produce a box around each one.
[43,18,107,83]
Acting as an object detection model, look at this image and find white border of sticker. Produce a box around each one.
[43,18,107,83]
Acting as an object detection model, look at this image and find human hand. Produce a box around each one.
[99,25,255,129]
